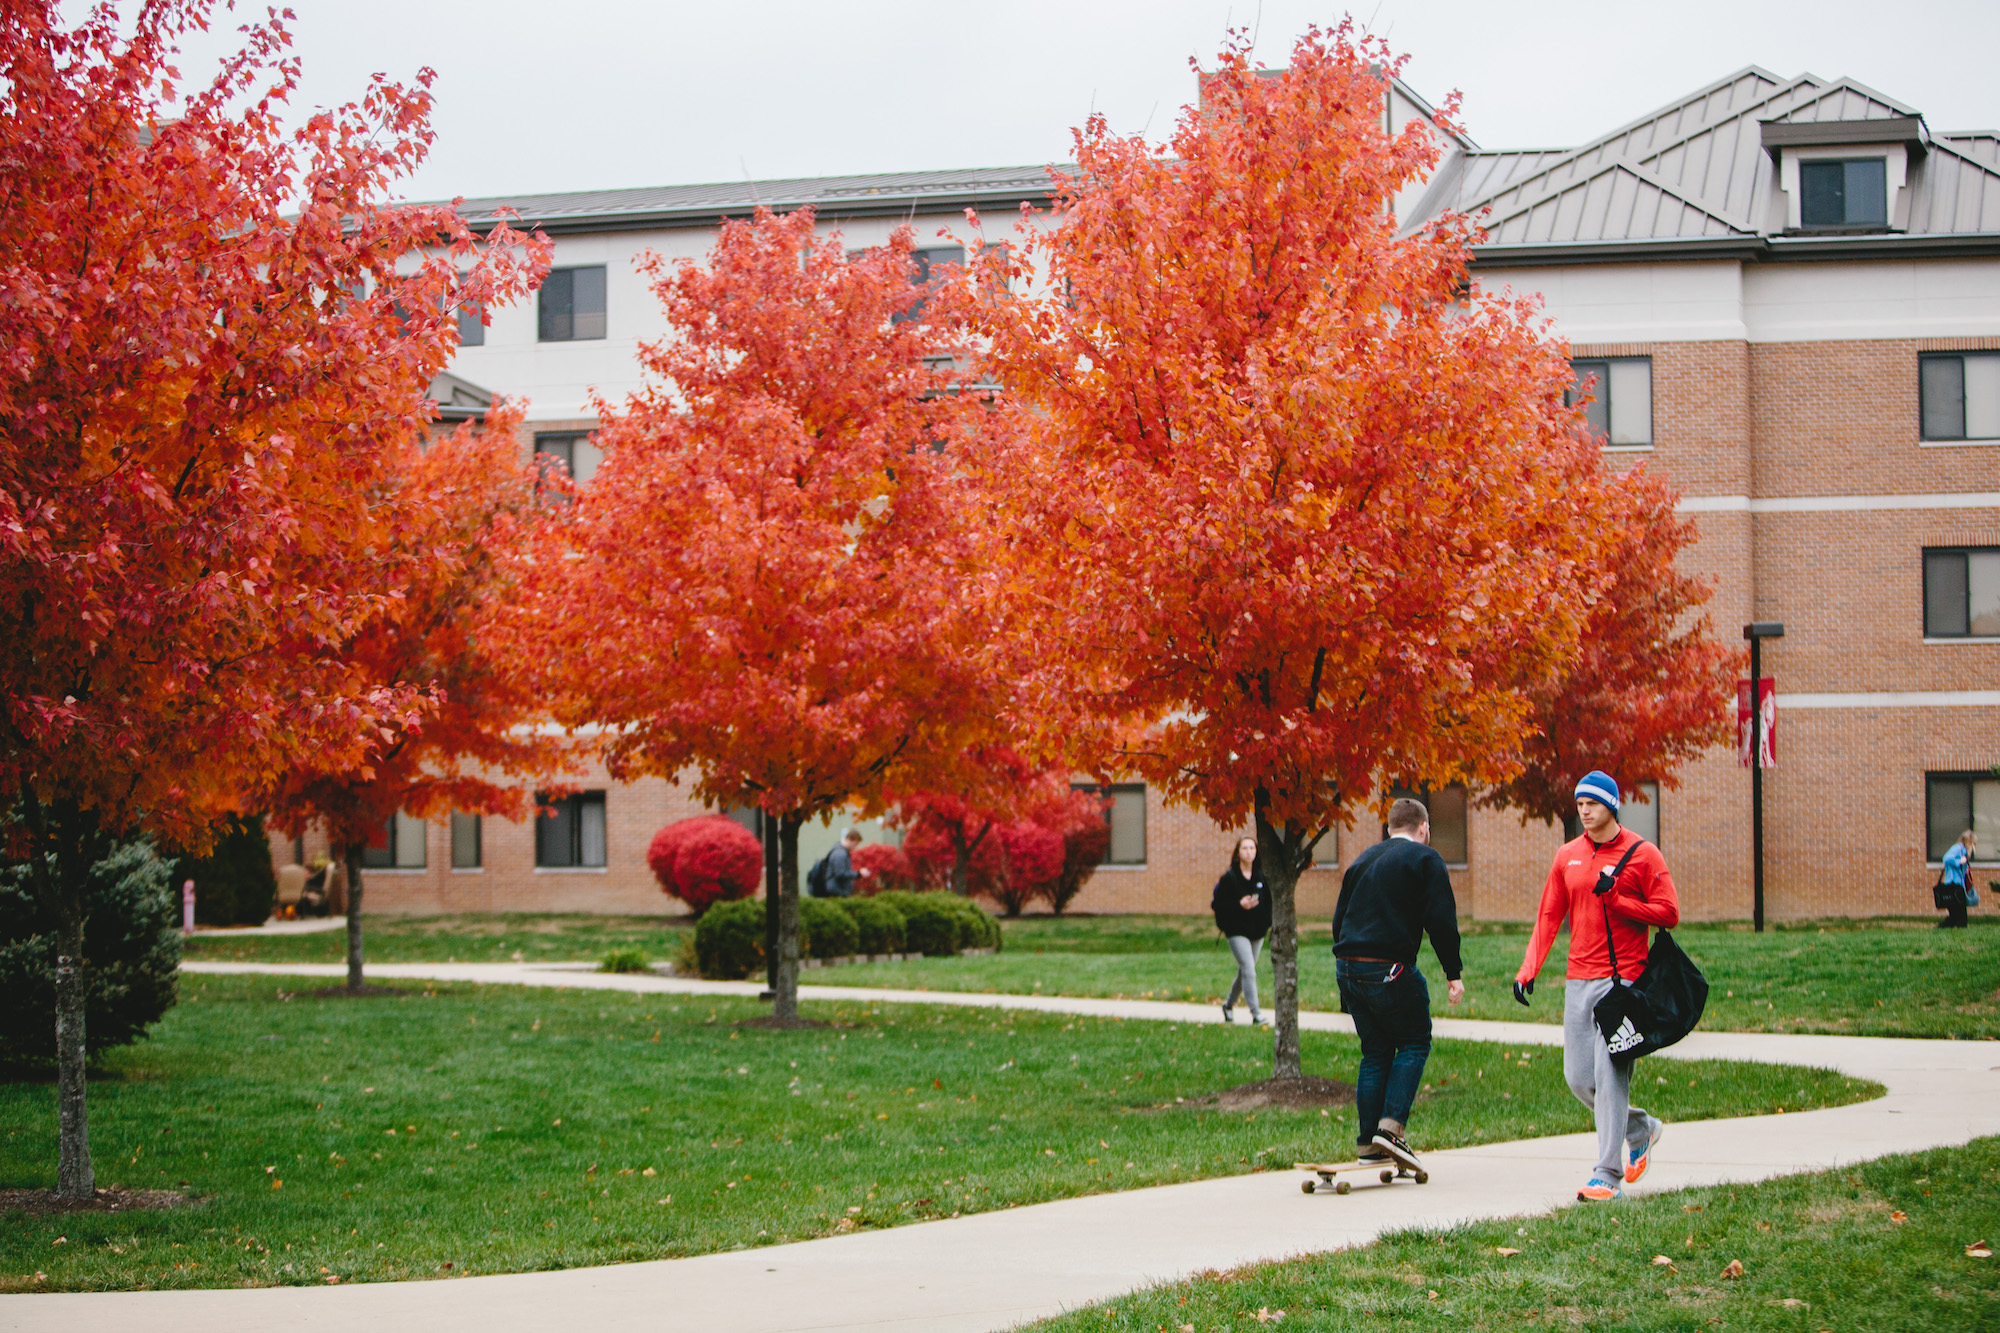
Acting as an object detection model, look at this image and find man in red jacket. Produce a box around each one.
[1514,770,1679,1202]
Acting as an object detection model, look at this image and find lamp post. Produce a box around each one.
[1744,622,1785,932]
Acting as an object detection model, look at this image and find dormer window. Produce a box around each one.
[1799,158,1887,228]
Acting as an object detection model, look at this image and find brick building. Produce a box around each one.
[307,67,1998,923]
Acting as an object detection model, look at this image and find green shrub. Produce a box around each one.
[799,897,858,959]
[598,949,650,974]
[871,890,998,957]
[0,837,183,1064]
[836,896,907,955]
[172,814,278,927]
[694,897,765,980]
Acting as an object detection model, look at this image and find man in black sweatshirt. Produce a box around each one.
[1330,797,1465,1170]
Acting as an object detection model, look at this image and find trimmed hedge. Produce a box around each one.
[799,897,859,959]
[836,896,907,955]
[694,897,764,980]
[873,890,1000,956]
[0,837,183,1064]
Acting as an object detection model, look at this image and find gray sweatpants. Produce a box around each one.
[1225,935,1262,1016]
[1564,979,1654,1183]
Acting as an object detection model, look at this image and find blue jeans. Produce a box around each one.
[1336,959,1433,1147]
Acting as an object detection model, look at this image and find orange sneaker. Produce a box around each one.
[1577,1176,1623,1202]
[1625,1117,1664,1185]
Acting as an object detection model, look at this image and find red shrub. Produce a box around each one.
[987,820,1065,916]
[1042,789,1111,914]
[849,841,916,893]
[646,815,761,916]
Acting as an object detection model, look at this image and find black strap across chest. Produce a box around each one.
[1597,837,1648,981]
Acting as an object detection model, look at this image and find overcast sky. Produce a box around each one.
[153,0,2000,203]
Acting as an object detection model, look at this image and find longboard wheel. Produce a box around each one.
[1380,1169,1395,1184]
[1301,1179,1316,1194]
[1414,1171,1430,1185]
[1334,1179,1352,1194]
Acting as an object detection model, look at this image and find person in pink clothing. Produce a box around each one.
[1513,770,1680,1202]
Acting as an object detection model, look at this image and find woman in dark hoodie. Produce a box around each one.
[1211,835,1271,1025]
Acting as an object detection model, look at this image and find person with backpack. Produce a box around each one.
[1513,771,1680,1202]
[1331,797,1464,1172]
[1211,835,1271,1025]
[807,829,868,899]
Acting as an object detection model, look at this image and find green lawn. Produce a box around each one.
[1019,1137,2000,1333]
[0,973,1876,1292]
[185,911,2000,1039]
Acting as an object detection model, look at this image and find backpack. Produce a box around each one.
[806,852,834,898]
[1590,838,1709,1066]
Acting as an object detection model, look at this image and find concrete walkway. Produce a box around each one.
[10,962,1998,1333]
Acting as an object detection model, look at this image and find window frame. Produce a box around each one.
[361,810,427,871]
[1924,770,2000,863]
[1072,782,1147,866]
[1568,355,1654,449]
[535,791,608,869]
[1922,546,2000,639]
[537,265,608,343]
[1798,157,1889,230]
[533,431,602,491]
[1919,351,2000,443]
[1383,784,1470,869]
[450,812,482,870]
[1620,779,1663,849]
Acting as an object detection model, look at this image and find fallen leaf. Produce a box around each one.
[1771,1298,1809,1309]
[1652,1254,1674,1266]
[1891,1210,1908,1223]
[271,1178,282,1190]
[1495,1247,1521,1257]
[642,1167,657,1177]
[1967,1241,1993,1258]
[1721,1259,1744,1279]
[1251,1309,1286,1324]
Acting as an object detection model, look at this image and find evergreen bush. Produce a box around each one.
[0,837,182,1064]
[835,896,907,954]
[171,814,277,926]
[872,890,999,956]
[693,897,764,980]
[799,897,858,959]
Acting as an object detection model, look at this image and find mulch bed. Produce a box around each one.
[0,1188,196,1218]
[1179,1076,1356,1112]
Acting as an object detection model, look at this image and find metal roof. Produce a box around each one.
[444,165,1065,236]
[1407,67,2000,264]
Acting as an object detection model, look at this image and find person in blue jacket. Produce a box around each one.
[1940,830,1976,928]
[1211,836,1271,1025]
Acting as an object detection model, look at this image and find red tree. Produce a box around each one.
[0,0,542,1193]
[507,207,1022,1023]
[974,27,1634,1078]
[848,841,916,892]
[1480,465,1737,836]
[646,816,762,916]
[259,401,564,991]
[1037,788,1111,915]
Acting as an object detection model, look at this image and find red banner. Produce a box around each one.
[1736,678,1775,768]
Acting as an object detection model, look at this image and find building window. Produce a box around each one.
[1074,782,1146,864]
[362,811,427,870]
[1385,785,1468,866]
[1569,357,1652,446]
[1799,158,1887,229]
[450,812,482,869]
[895,246,965,325]
[536,791,607,868]
[538,266,607,342]
[1923,548,2000,638]
[1920,352,2000,441]
[1926,772,1999,861]
[535,431,603,486]
[1620,780,1662,848]
[455,299,485,348]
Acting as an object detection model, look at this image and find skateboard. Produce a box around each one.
[1295,1159,1430,1194]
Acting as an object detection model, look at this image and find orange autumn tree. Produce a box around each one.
[260,401,567,994]
[1480,465,1737,838]
[975,26,1636,1080]
[0,0,543,1196]
[510,207,1021,1024]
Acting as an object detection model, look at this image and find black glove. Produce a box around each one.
[1593,866,1618,897]
[1513,979,1534,1007]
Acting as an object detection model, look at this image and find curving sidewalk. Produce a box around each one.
[7,961,1998,1333]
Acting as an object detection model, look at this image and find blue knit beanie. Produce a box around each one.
[1574,771,1621,811]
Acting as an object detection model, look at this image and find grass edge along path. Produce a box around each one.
[0,973,1879,1292]
[1016,1138,2000,1333]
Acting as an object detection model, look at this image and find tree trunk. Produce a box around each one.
[52,884,93,1198]
[20,791,105,1199]
[1562,812,1582,841]
[1254,799,1307,1080]
[343,843,366,992]
[772,815,802,1022]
